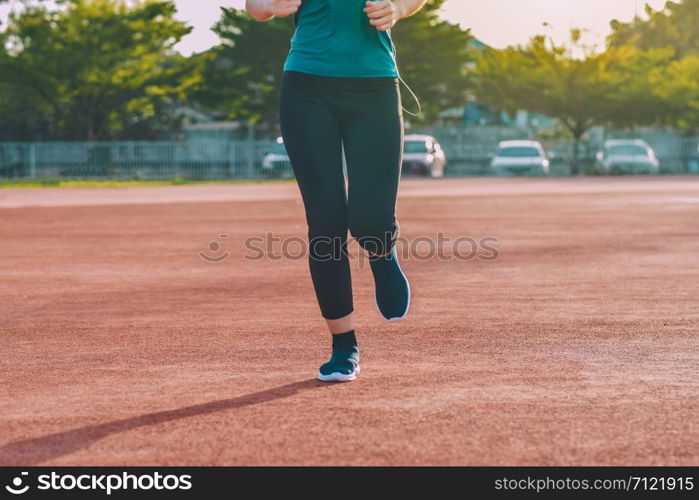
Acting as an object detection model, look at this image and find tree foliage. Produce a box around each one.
[469,31,674,172]
[389,0,472,123]
[2,0,697,142]
[608,0,699,131]
[472,33,670,132]
[608,0,699,57]
[0,0,204,140]
[192,7,295,132]
[649,55,699,130]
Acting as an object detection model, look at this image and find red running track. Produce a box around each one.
[1,177,698,465]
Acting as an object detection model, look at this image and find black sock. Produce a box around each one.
[332,330,357,350]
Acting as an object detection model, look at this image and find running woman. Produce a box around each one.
[246,0,427,382]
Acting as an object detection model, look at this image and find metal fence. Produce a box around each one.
[0,140,274,180]
[1,133,698,180]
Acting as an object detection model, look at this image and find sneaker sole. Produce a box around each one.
[373,250,411,322]
[317,365,361,382]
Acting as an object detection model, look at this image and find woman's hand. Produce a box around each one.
[364,0,428,31]
[246,0,301,22]
[363,1,401,32]
[266,0,301,17]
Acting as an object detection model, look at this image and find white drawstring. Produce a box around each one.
[387,30,422,118]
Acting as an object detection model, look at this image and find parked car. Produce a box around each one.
[595,139,660,174]
[490,140,550,176]
[261,137,293,178]
[265,134,447,179]
[402,134,446,178]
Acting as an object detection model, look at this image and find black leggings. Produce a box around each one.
[279,70,404,320]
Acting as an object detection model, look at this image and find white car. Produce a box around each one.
[595,139,660,174]
[491,140,550,176]
[402,134,447,178]
[261,137,293,178]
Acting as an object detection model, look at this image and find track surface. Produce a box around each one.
[1,177,697,465]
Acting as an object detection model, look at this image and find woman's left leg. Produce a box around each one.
[340,77,410,320]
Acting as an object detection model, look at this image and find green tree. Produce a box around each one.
[0,0,204,140]
[469,31,671,174]
[389,0,472,123]
[193,7,295,133]
[609,0,699,57]
[607,0,699,132]
[195,0,472,131]
[650,55,699,131]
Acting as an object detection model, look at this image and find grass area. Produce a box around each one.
[0,176,294,189]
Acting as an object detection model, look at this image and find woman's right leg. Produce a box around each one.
[279,71,359,381]
[279,71,354,327]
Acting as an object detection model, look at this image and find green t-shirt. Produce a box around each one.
[283,0,399,77]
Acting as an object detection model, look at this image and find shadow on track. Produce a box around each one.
[0,379,324,465]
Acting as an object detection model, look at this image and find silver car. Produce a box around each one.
[595,140,660,174]
[261,137,294,178]
[491,140,550,176]
[402,134,447,178]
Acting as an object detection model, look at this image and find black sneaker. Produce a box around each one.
[370,247,410,321]
[317,346,361,382]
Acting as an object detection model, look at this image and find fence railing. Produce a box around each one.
[0,140,275,180]
[1,134,698,180]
